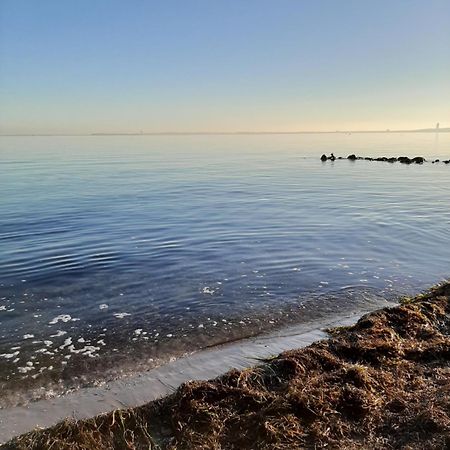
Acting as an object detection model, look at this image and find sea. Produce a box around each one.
[1,132,449,406]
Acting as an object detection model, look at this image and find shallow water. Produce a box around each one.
[1,132,449,405]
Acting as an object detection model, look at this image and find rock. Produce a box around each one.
[320,154,433,165]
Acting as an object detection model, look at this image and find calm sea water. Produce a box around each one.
[1,133,449,405]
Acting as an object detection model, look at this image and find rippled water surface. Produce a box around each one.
[1,133,449,405]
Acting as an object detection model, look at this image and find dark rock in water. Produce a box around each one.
[322,154,433,165]
[397,156,425,164]
[444,160,450,164]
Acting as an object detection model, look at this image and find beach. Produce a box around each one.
[2,282,449,449]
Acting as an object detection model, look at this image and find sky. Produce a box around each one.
[0,0,449,134]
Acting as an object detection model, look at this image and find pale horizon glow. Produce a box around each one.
[0,1,449,135]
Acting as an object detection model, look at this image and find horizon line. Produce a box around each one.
[1,127,449,137]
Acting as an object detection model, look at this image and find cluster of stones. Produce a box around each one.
[320,154,450,164]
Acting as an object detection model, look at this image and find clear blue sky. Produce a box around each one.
[1,0,449,134]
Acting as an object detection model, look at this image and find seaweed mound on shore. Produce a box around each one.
[3,283,450,450]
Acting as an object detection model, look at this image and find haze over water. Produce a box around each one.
[1,132,449,405]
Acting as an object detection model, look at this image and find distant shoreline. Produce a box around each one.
[1,128,449,137]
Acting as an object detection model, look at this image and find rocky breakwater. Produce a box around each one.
[320,154,450,164]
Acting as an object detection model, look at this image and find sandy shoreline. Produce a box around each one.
[0,305,385,444]
[0,284,399,410]
[2,282,449,448]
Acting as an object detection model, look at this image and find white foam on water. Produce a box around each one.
[50,330,67,338]
[60,338,73,349]
[49,315,72,325]
[67,345,100,358]
[0,351,20,359]
[22,335,34,340]
[113,313,131,319]
[35,348,54,356]
[202,287,216,295]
